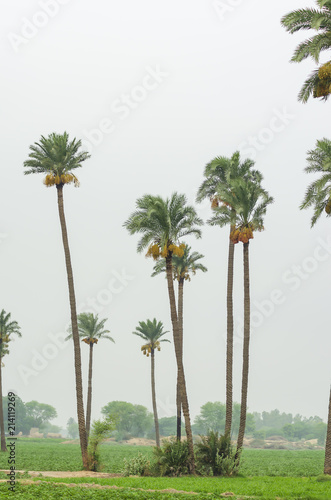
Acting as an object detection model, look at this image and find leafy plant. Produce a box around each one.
[195,430,240,476]
[121,452,151,476]
[87,417,115,471]
[153,438,190,476]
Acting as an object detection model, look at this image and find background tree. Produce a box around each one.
[133,318,170,447]
[196,152,259,436]
[66,312,114,438]
[0,309,21,451]
[193,401,255,437]
[67,417,79,439]
[124,193,203,472]
[24,132,90,468]
[25,401,57,429]
[101,401,153,440]
[281,1,331,102]
[152,245,206,441]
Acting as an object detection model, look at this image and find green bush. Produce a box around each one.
[153,438,190,476]
[195,431,240,476]
[121,452,151,476]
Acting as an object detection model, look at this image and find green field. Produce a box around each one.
[0,439,330,499]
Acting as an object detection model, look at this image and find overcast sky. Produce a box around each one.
[1,0,331,431]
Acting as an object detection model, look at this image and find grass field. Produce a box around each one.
[0,439,330,499]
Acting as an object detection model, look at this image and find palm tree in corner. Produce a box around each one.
[133,318,170,447]
[23,132,90,468]
[281,1,331,102]
[0,309,21,452]
[152,245,207,441]
[300,137,331,474]
[66,312,114,438]
[124,192,203,472]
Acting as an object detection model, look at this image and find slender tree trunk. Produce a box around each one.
[0,358,7,452]
[56,185,88,469]
[236,242,250,458]
[225,234,235,437]
[151,348,160,447]
[86,342,94,439]
[165,255,195,473]
[176,278,184,441]
[324,386,331,475]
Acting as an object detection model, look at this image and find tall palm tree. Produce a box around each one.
[23,132,90,468]
[300,138,331,474]
[0,310,21,452]
[281,1,331,102]
[132,318,170,447]
[152,245,207,441]
[196,152,259,436]
[66,313,114,438]
[124,193,203,472]
[212,177,273,458]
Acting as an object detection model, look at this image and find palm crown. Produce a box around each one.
[0,309,21,357]
[66,313,114,345]
[133,319,170,357]
[300,138,331,226]
[208,177,273,244]
[151,244,207,282]
[281,1,331,102]
[123,193,203,260]
[23,132,90,187]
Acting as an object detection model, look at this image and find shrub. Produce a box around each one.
[87,417,115,471]
[121,452,151,476]
[153,438,190,476]
[195,431,240,476]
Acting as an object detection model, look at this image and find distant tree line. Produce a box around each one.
[2,396,58,435]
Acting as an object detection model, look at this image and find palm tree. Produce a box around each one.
[0,310,21,452]
[152,245,207,441]
[212,177,273,457]
[196,152,259,436]
[132,318,170,447]
[66,313,114,438]
[23,132,90,468]
[325,387,331,475]
[281,1,331,102]
[124,193,203,472]
[300,138,331,474]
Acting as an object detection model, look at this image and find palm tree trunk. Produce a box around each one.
[225,234,234,437]
[236,241,250,458]
[0,358,7,452]
[324,386,331,475]
[151,348,160,447]
[86,342,94,439]
[56,185,88,469]
[165,255,195,473]
[176,278,184,441]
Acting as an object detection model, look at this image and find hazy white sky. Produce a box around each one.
[1,0,331,431]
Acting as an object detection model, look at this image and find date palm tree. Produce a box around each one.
[196,152,259,436]
[300,138,331,474]
[124,193,203,472]
[66,313,114,438]
[23,132,90,468]
[281,1,331,102]
[152,245,207,441]
[133,318,170,447]
[0,310,21,452]
[211,177,273,458]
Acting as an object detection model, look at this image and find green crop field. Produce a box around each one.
[0,439,330,499]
